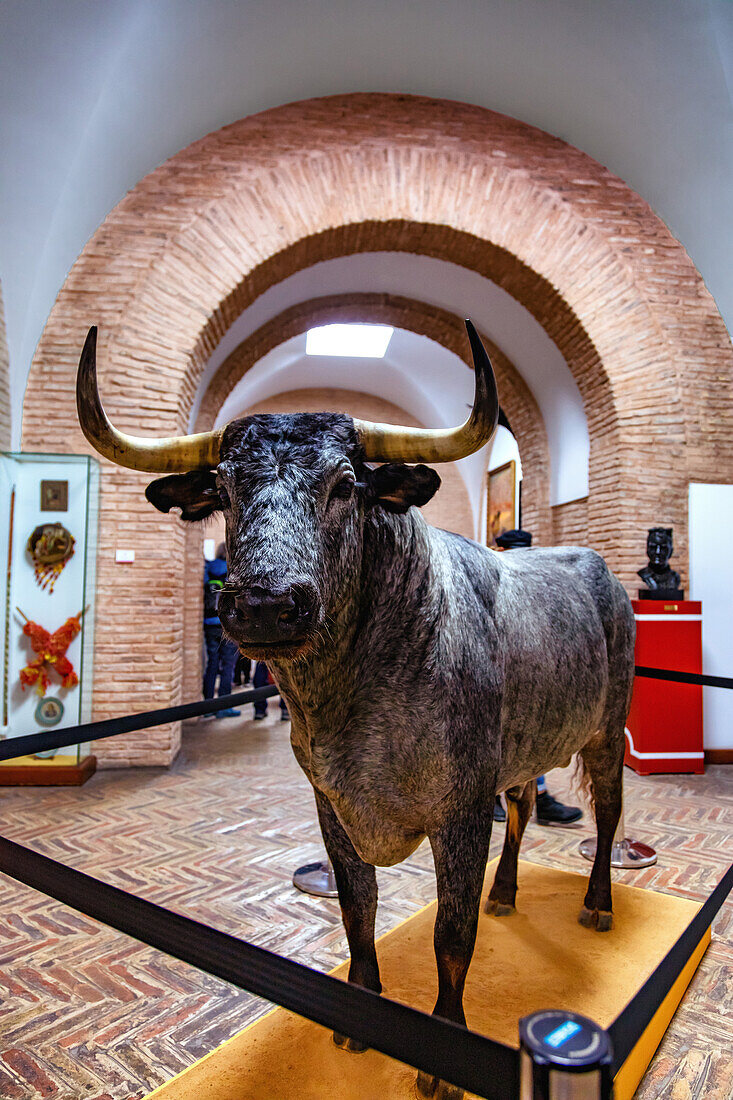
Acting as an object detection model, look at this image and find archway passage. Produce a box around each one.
[22,93,733,766]
[196,294,551,547]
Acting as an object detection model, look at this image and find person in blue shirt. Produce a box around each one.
[203,543,241,718]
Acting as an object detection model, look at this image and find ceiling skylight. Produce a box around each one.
[306,323,394,358]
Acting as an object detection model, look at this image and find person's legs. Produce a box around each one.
[215,638,241,718]
[218,639,238,698]
[253,661,269,719]
[203,625,222,701]
[536,772,583,826]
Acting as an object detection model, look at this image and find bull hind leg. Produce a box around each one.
[578,729,624,931]
[314,791,381,1053]
[485,781,535,915]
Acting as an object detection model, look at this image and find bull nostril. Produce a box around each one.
[226,581,318,640]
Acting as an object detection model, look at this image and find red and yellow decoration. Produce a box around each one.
[26,523,75,592]
[17,608,85,696]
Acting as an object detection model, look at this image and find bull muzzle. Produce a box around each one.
[218,581,320,651]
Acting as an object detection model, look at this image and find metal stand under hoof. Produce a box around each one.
[292,858,339,898]
[579,835,658,868]
[579,806,657,868]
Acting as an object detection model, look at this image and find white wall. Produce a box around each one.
[689,483,733,752]
[1,0,732,445]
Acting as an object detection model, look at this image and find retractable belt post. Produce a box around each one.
[519,1011,613,1100]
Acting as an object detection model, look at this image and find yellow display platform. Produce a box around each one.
[147,859,709,1100]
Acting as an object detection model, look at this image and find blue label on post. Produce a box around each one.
[544,1020,583,1049]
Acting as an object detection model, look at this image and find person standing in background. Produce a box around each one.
[203,543,241,719]
[253,661,290,722]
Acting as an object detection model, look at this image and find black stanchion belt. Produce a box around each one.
[1,667,730,765]
[0,836,518,1100]
[2,667,731,1091]
[635,666,733,690]
[608,860,733,1072]
[0,685,280,762]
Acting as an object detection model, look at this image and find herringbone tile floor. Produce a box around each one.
[0,702,730,1099]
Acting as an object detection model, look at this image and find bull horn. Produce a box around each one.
[76,327,224,473]
[353,320,499,464]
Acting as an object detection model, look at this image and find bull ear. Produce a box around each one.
[145,470,220,521]
[366,463,441,514]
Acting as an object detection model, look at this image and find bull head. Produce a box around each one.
[75,320,499,472]
[76,320,499,659]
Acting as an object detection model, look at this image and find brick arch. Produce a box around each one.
[22,93,733,766]
[195,293,552,546]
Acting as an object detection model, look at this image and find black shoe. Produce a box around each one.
[493,796,506,822]
[254,711,266,721]
[536,790,583,826]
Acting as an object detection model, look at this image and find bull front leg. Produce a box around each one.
[314,789,381,1053]
[418,801,494,1100]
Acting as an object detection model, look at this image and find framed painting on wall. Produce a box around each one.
[487,460,517,546]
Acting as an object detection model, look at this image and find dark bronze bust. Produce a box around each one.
[637,527,683,599]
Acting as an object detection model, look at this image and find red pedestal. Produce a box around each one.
[625,600,704,775]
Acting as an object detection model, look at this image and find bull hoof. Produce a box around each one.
[484,897,516,917]
[333,1031,368,1053]
[415,1071,464,1099]
[578,906,614,931]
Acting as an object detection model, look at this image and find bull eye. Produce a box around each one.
[216,484,231,510]
[329,477,355,504]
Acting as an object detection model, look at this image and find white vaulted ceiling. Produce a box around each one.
[1,0,731,449]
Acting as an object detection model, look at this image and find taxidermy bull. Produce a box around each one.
[77,321,634,1100]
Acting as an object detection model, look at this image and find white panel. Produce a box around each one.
[689,483,733,751]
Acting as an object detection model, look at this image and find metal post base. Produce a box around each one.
[292,859,339,898]
[579,836,657,868]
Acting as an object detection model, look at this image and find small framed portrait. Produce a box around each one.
[40,480,69,512]
[487,461,517,547]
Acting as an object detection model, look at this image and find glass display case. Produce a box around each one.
[0,453,99,784]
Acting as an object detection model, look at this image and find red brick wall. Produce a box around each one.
[551,499,590,548]
[20,93,733,766]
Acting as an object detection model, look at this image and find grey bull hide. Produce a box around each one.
[77,321,634,1100]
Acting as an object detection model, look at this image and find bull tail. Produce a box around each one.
[572,750,596,813]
